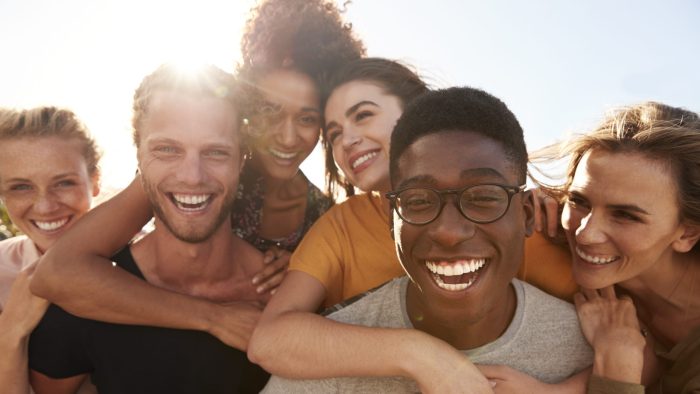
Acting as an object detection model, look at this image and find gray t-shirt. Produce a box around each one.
[263,277,592,393]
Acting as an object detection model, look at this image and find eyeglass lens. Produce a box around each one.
[396,185,511,224]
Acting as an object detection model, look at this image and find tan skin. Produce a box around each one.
[30,68,322,357]
[564,150,700,386]
[30,91,270,393]
[0,136,99,394]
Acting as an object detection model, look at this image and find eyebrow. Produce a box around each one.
[345,100,379,118]
[568,189,651,216]
[396,168,507,189]
[607,204,651,215]
[4,172,81,183]
[325,100,379,131]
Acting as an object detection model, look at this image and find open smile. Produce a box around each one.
[169,193,213,212]
[425,258,489,291]
[31,217,71,233]
[268,148,300,161]
[348,149,380,173]
[575,247,619,265]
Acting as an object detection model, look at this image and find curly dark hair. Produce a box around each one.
[240,0,365,87]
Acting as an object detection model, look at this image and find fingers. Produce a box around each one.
[600,285,616,299]
[543,195,559,238]
[580,287,601,300]
[255,271,286,294]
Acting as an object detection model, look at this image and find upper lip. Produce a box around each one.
[422,255,490,263]
[346,148,380,170]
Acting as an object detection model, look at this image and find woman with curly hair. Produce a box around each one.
[29,0,363,356]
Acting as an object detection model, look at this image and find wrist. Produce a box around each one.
[398,330,456,381]
[593,343,644,384]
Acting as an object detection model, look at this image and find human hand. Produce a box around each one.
[478,365,587,394]
[0,263,49,338]
[207,301,263,351]
[411,341,494,394]
[574,286,645,383]
[532,188,560,238]
[251,246,290,295]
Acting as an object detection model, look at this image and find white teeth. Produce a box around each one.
[269,148,298,160]
[426,259,486,276]
[432,273,476,291]
[575,247,618,265]
[34,218,69,231]
[351,151,378,169]
[172,194,211,212]
[173,194,210,205]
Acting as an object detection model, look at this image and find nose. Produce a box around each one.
[574,212,607,245]
[176,152,206,186]
[275,118,299,148]
[33,190,60,215]
[341,125,361,151]
[428,201,477,247]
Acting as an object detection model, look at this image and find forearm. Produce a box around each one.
[249,310,452,381]
[31,176,151,305]
[0,317,31,394]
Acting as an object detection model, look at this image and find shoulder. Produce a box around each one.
[325,277,406,327]
[0,235,39,269]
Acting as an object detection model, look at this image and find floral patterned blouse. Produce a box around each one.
[232,164,333,252]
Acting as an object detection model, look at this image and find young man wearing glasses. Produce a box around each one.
[262,87,592,393]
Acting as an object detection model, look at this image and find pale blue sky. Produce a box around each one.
[1,0,698,190]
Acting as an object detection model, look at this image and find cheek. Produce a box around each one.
[2,195,32,221]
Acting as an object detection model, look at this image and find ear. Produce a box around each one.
[90,171,101,197]
[521,190,536,237]
[672,223,700,253]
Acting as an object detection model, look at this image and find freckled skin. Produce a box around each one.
[0,137,99,253]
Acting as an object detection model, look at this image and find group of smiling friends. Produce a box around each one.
[0,1,699,393]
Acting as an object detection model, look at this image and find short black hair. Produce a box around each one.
[389,86,527,185]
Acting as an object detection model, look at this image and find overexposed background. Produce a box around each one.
[1,0,698,193]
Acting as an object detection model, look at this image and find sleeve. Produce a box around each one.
[289,208,345,305]
[520,231,578,302]
[28,304,93,378]
[261,375,338,394]
[587,375,644,394]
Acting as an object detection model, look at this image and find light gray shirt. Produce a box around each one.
[263,277,592,393]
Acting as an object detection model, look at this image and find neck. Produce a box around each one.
[406,281,516,350]
[620,251,700,344]
[134,218,239,290]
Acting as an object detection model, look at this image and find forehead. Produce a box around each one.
[325,81,391,116]
[0,137,89,181]
[395,131,516,187]
[256,69,319,108]
[572,149,678,207]
[141,91,240,144]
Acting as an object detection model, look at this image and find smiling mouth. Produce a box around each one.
[170,193,212,212]
[268,148,299,160]
[425,258,488,291]
[575,247,619,265]
[351,150,378,170]
[32,217,70,232]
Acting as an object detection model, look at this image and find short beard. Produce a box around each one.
[142,177,236,244]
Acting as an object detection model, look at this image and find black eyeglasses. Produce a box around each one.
[386,184,526,225]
